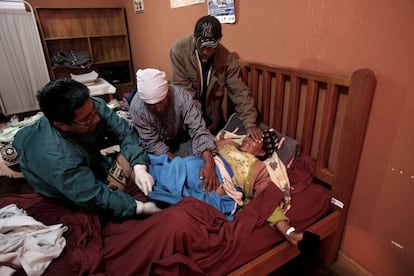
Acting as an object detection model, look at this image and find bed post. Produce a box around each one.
[320,68,376,264]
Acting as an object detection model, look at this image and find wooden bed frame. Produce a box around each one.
[0,62,375,275]
[229,61,376,275]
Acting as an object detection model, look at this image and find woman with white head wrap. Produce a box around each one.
[130,68,219,192]
[136,68,168,104]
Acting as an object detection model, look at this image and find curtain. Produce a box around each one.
[0,1,49,115]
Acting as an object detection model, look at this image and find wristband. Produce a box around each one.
[286,226,295,235]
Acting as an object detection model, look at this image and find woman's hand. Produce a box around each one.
[200,150,219,193]
[167,151,174,160]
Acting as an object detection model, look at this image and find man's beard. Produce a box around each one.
[151,96,174,140]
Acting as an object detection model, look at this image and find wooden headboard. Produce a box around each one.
[229,62,376,275]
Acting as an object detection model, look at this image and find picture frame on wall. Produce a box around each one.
[134,0,144,13]
[208,0,236,24]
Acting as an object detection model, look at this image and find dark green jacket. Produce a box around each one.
[13,97,147,217]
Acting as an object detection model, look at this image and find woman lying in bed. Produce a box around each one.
[148,128,317,247]
[1,127,321,275]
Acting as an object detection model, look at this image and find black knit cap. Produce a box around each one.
[194,15,222,49]
[259,128,279,161]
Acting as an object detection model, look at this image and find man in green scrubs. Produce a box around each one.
[13,78,159,218]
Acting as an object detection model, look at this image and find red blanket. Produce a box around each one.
[1,183,283,275]
[1,154,328,275]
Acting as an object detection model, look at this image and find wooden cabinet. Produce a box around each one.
[35,7,134,99]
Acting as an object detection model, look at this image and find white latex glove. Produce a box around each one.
[134,164,154,196]
[135,200,161,215]
[135,200,144,214]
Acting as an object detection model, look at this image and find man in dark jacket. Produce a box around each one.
[170,15,263,141]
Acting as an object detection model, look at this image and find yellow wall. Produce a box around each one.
[29,0,414,274]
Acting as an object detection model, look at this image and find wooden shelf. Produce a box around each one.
[35,7,134,100]
[44,34,127,41]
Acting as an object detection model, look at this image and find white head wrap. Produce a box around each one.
[136,68,168,104]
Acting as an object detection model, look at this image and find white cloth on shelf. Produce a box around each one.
[70,71,116,96]
[70,70,98,85]
[87,78,116,96]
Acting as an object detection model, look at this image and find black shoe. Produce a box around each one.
[298,231,320,259]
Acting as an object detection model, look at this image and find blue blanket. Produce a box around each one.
[148,154,237,220]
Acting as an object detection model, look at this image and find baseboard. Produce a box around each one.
[333,251,373,276]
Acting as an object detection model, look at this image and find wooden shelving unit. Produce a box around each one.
[35,7,134,99]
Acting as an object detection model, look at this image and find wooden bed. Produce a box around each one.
[229,61,376,275]
[0,61,376,275]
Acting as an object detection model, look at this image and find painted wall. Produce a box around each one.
[29,0,414,274]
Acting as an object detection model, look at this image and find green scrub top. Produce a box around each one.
[13,97,147,217]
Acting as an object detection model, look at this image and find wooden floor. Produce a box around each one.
[270,255,360,276]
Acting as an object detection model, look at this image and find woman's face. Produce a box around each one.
[239,136,265,157]
[146,94,169,114]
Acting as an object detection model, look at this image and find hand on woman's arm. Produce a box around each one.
[200,150,219,193]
